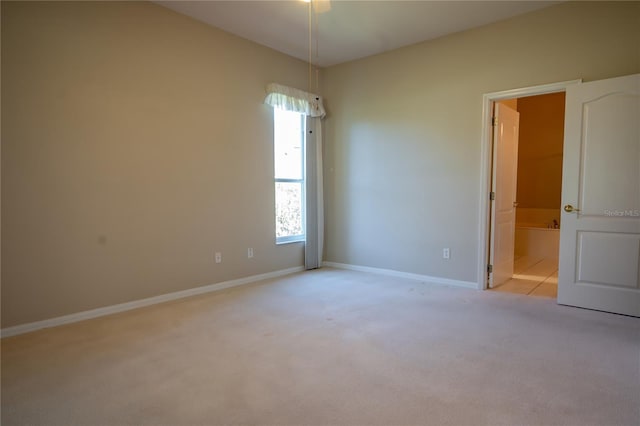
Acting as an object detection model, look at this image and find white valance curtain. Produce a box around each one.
[264,83,325,270]
[264,83,326,118]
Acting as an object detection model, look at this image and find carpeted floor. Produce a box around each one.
[2,268,639,425]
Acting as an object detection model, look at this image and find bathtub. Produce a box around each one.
[514,222,560,259]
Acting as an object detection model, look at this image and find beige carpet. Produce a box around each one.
[2,268,639,425]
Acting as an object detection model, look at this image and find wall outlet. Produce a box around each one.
[215,252,222,263]
[248,248,254,258]
[443,248,450,259]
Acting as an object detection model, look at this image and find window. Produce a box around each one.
[274,108,305,243]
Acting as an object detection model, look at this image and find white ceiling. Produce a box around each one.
[156,1,560,67]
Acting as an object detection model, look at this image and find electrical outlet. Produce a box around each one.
[443,248,450,259]
[215,252,222,263]
[248,248,254,258]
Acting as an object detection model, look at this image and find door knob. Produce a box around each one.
[564,204,581,213]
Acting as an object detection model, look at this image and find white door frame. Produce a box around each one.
[477,79,582,290]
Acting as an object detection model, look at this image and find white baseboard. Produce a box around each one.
[323,261,478,289]
[1,266,304,338]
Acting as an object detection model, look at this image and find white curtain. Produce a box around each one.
[304,116,324,269]
[264,83,325,270]
[264,83,326,118]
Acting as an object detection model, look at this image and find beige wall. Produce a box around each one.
[1,1,310,327]
[516,92,566,209]
[323,1,639,282]
[3,1,639,328]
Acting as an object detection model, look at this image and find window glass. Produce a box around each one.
[274,109,305,243]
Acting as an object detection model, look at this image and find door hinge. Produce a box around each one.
[491,116,497,126]
[487,264,493,273]
[490,191,495,201]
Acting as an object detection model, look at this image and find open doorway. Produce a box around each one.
[487,92,566,298]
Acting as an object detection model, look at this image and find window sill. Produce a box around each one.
[276,236,306,245]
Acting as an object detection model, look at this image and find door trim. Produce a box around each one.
[477,79,582,290]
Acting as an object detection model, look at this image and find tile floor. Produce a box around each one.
[491,256,558,298]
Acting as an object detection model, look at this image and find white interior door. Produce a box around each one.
[558,73,640,317]
[489,103,520,288]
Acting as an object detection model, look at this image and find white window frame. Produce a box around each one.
[274,110,306,244]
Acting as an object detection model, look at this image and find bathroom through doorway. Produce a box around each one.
[488,92,566,298]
